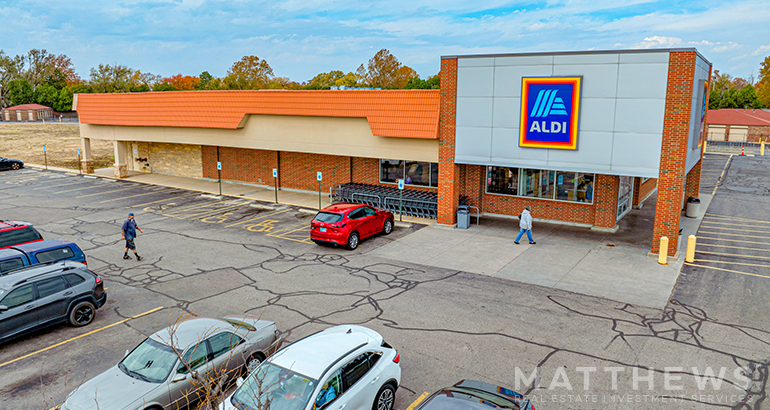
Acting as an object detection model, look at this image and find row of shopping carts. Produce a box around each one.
[332,183,438,219]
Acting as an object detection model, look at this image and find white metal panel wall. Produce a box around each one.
[454,51,671,178]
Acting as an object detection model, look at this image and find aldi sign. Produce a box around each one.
[519,76,582,150]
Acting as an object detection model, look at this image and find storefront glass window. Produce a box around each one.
[539,170,556,200]
[430,163,439,188]
[405,161,431,186]
[575,173,594,203]
[487,166,519,196]
[521,169,541,197]
[379,160,403,183]
[555,171,577,201]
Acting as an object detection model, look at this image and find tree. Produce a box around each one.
[758,55,770,108]
[403,74,440,89]
[0,50,24,107]
[736,84,763,109]
[49,54,82,86]
[162,74,200,90]
[357,49,418,89]
[7,79,33,106]
[153,82,177,92]
[54,86,74,111]
[130,83,151,92]
[88,63,136,93]
[33,84,59,108]
[225,55,274,90]
[267,76,301,90]
[198,71,214,89]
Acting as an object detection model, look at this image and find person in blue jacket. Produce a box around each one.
[121,212,144,261]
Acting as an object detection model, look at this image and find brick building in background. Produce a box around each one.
[706,108,770,143]
[74,48,710,257]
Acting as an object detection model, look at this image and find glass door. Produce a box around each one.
[617,176,634,221]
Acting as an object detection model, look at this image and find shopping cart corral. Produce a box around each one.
[332,183,438,219]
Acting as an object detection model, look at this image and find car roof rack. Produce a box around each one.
[9,262,75,287]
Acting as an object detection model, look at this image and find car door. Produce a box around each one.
[346,208,366,236]
[313,367,348,410]
[340,352,380,410]
[0,284,38,338]
[33,276,71,324]
[167,341,211,409]
[359,207,379,238]
[0,159,8,171]
[206,331,247,382]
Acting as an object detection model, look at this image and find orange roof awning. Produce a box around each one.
[75,90,440,139]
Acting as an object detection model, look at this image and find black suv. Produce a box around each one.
[0,261,106,343]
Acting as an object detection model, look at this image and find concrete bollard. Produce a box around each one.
[685,235,696,263]
[658,236,669,265]
[761,138,765,156]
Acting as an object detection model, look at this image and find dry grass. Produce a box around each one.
[0,123,114,170]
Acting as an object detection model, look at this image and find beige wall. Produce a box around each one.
[79,114,439,163]
[125,141,202,178]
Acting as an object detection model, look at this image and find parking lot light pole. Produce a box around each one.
[217,161,222,196]
[77,148,81,174]
[398,179,404,222]
[43,145,48,170]
[273,168,278,203]
[317,172,322,210]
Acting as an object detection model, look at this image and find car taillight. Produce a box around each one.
[95,276,102,284]
[82,260,88,266]
[332,223,347,228]
[393,352,400,363]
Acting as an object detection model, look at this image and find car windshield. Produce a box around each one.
[314,212,343,223]
[232,363,317,410]
[119,337,178,384]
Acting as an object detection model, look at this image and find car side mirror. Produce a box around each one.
[124,349,130,358]
[236,377,245,387]
[172,373,186,383]
[0,305,7,312]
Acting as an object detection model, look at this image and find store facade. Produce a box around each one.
[74,48,710,256]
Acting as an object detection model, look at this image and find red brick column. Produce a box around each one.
[684,159,702,200]
[438,57,460,225]
[652,51,697,256]
[593,174,619,228]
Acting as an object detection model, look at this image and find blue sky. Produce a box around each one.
[2,0,769,83]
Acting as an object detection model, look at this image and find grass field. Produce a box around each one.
[0,123,114,170]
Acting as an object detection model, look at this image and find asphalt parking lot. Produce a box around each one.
[2,167,770,410]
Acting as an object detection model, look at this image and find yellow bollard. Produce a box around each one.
[685,235,696,263]
[761,138,765,156]
[658,236,669,265]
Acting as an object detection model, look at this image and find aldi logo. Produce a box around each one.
[519,76,582,150]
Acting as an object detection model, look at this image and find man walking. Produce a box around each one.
[121,212,144,260]
[515,206,536,245]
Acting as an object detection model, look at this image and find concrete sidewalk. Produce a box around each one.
[367,192,710,310]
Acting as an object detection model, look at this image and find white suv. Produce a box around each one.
[222,324,401,410]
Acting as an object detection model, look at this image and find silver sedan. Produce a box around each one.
[61,315,281,410]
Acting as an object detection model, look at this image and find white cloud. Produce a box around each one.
[632,36,683,49]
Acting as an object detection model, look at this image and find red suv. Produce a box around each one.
[310,203,394,250]
[0,220,43,249]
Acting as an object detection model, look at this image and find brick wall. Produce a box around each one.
[201,146,278,186]
[684,159,702,200]
[149,142,202,179]
[652,51,698,256]
[748,125,770,143]
[593,174,619,228]
[633,178,658,207]
[280,151,350,192]
[438,58,460,225]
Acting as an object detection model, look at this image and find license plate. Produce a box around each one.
[320,227,327,232]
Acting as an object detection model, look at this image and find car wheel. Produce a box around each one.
[347,231,359,250]
[68,301,96,327]
[373,384,396,410]
[382,219,393,235]
[11,163,20,170]
[246,353,263,374]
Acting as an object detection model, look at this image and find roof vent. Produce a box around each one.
[347,328,352,334]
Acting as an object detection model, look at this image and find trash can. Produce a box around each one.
[685,196,700,218]
[457,206,471,229]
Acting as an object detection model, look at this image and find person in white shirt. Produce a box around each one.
[514,206,536,245]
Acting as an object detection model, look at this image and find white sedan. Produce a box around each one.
[221,324,401,410]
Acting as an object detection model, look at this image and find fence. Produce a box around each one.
[705,140,763,154]
[333,183,438,219]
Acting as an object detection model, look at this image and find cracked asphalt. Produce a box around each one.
[1,166,769,410]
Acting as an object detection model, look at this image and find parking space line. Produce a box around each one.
[99,189,174,203]
[34,179,89,190]
[696,250,770,260]
[695,258,770,268]
[703,214,770,224]
[0,306,164,370]
[701,220,770,229]
[698,236,770,246]
[406,392,431,410]
[699,231,770,240]
[711,154,733,195]
[699,225,770,234]
[54,184,112,194]
[697,243,770,252]
[685,262,770,280]
[126,192,199,208]
[167,203,246,220]
[224,208,291,227]
[76,186,143,199]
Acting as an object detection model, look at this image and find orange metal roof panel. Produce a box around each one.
[75,90,440,139]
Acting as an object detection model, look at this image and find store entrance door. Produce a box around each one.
[617,176,633,221]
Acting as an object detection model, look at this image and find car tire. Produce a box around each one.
[68,301,96,327]
[11,163,20,170]
[347,231,360,250]
[382,219,393,235]
[373,383,396,410]
[245,353,264,374]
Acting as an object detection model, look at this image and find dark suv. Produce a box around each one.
[0,220,43,249]
[0,261,106,343]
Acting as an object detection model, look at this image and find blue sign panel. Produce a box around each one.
[519,77,582,150]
